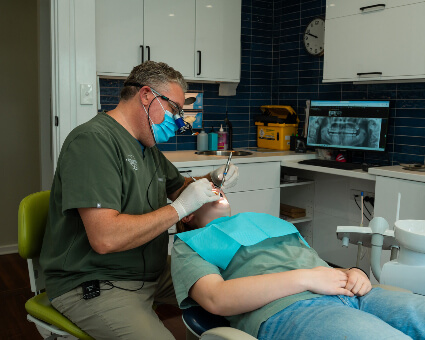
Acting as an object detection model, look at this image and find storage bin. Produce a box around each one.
[255,105,299,151]
[255,122,298,150]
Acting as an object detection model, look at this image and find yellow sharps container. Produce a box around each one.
[255,105,299,150]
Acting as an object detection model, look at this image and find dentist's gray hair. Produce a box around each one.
[120,61,187,100]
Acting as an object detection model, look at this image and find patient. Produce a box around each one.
[171,191,425,339]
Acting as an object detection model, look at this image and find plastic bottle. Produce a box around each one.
[208,127,218,151]
[217,124,228,150]
[197,128,208,151]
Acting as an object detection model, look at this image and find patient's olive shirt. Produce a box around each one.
[171,234,329,338]
[40,112,184,300]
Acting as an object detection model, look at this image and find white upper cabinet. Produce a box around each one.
[194,0,241,82]
[326,0,422,19]
[95,0,241,82]
[95,0,144,75]
[324,0,425,83]
[143,0,195,79]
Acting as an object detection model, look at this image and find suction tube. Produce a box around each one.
[369,217,390,282]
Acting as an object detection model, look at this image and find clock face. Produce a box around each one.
[304,18,325,56]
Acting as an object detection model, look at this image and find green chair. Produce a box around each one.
[18,191,94,340]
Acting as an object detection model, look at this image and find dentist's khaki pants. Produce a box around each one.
[52,257,177,340]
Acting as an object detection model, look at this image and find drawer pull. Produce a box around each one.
[360,4,386,12]
[357,72,383,77]
[140,45,144,63]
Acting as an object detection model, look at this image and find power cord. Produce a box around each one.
[364,195,375,207]
[100,240,149,293]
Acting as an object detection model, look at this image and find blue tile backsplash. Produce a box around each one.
[99,0,425,165]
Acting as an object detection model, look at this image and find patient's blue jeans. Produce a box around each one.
[258,288,424,339]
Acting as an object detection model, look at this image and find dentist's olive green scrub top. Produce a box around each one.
[40,112,184,300]
[171,233,329,338]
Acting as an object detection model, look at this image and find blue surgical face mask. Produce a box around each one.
[150,110,178,144]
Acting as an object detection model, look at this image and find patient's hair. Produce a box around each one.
[176,220,196,233]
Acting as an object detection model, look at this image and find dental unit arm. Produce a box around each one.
[337,193,425,294]
[336,218,398,282]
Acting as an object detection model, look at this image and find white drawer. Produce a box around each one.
[226,162,280,193]
[226,188,280,217]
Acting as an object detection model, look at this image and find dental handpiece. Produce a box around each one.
[219,152,232,189]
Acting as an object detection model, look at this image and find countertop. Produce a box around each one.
[369,165,425,183]
[164,150,425,183]
[163,149,316,168]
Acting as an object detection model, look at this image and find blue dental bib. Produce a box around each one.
[175,212,310,269]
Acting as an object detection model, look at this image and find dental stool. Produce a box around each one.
[182,306,257,340]
[18,191,94,340]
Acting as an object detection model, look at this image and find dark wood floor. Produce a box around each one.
[0,253,186,340]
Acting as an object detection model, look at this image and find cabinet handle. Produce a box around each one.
[357,72,383,76]
[140,45,144,63]
[360,4,386,11]
[197,50,202,75]
[146,46,151,61]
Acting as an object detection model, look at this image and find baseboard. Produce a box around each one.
[0,244,18,255]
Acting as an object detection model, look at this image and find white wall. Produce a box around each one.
[0,0,97,254]
[0,1,40,253]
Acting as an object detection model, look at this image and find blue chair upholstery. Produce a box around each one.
[182,306,257,339]
[183,306,230,336]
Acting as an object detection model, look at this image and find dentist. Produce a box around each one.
[39,61,238,340]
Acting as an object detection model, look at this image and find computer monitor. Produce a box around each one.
[306,100,390,153]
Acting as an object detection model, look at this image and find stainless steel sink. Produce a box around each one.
[195,150,253,156]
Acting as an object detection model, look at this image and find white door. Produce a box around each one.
[96,0,144,76]
[143,0,195,79]
[195,0,241,82]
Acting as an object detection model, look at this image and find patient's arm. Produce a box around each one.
[189,266,354,316]
[336,268,372,296]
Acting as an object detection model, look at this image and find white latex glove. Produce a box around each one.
[171,178,220,220]
[210,163,239,189]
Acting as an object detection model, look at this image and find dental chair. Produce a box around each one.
[183,306,256,340]
[18,191,94,340]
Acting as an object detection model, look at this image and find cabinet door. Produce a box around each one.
[143,0,195,79]
[96,0,144,76]
[194,0,241,82]
[375,176,425,226]
[324,2,425,83]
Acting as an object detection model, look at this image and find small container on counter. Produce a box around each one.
[197,128,208,151]
[217,124,228,150]
[208,127,218,151]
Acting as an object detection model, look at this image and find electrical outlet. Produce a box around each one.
[350,189,374,200]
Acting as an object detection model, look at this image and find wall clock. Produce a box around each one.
[303,17,325,57]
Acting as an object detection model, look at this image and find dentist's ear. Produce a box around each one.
[139,86,151,105]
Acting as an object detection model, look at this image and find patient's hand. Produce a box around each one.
[305,267,354,297]
[345,268,372,296]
